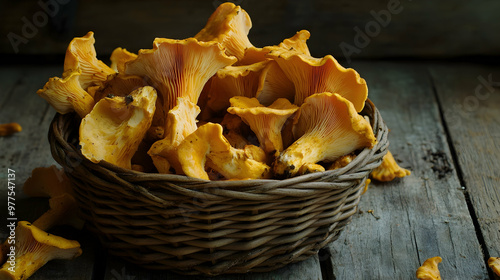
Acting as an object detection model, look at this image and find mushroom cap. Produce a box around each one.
[238,30,313,105]
[177,123,226,180]
[63,31,115,89]
[195,2,253,61]
[79,86,157,169]
[416,256,442,280]
[203,61,270,114]
[239,30,311,65]
[37,69,94,118]
[0,122,22,137]
[91,73,149,103]
[148,97,201,174]
[257,60,295,106]
[228,96,298,154]
[177,123,270,180]
[23,165,73,198]
[274,92,376,177]
[0,221,82,280]
[125,37,236,129]
[266,50,368,111]
[110,47,138,73]
[489,257,500,276]
[278,30,311,56]
[370,150,411,181]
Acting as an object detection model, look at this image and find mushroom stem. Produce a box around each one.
[32,193,84,231]
[0,221,82,280]
[23,166,73,198]
[0,123,22,137]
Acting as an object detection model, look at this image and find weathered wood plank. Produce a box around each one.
[430,63,500,260]
[1,0,500,59]
[103,254,323,280]
[325,62,489,279]
[0,66,96,279]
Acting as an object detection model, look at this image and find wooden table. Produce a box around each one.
[1,60,499,279]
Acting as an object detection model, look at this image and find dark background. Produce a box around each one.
[1,0,500,65]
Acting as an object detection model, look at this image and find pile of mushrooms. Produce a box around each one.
[37,2,410,181]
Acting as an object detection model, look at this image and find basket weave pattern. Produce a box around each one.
[49,99,389,275]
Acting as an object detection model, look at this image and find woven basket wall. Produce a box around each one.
[48,99,389,276]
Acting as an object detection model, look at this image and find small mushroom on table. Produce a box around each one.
[0,221,82,280]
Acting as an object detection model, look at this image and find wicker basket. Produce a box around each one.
[48,99,388,276]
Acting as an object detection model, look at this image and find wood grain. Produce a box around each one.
[430,63,500,260]
[325,62,489,279]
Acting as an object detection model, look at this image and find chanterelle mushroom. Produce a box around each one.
[37,69,94,118]
[148,97,200,174]
[110,47,138,73]
[0,221,82,280]
[416,256,442,280]
[63,31,115,89]
[80,86,157,169]
[370,150,411,181]
[0,123,22,137]
[266,48,368,110]
[227,96,298,156]
[195,2,253,61]
[239,30,312,106]
[90,73,149,103]
[177,123,271,180]
[33,193,84,231]
[274,92,376,178]
[489,257,500,276]
[23,165,73,198]
[125,37,236,130]
[202,61,270,116]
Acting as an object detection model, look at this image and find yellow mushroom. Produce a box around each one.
[148,97,200,174]
[0,221,82,280]
[63,31,115,89]
[177,123,271,180]
[489,257,500,276]
[79,86,157,169]
[370,150,411,182]
[274,92,376,178]
[90,73,148,103]
[297,163,325,175]
[37,69,94,118]
[124,37,236,130]
[228,96,298,156]
[110,47,138,73]
[195,2,253,61]
[32,193,84,231]
[0,123,22,137]
[219,113,254,149]
[416,256,442,280]
[328,154,357,170]
[239,30,311,65]
[266,48,368,110]
[239,30,312,105]
[202,61,270,115]
[257,60,296,106]
[278,30,312,55]
[23,165,73,198]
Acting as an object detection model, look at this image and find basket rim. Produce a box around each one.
[49,98,389,192]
